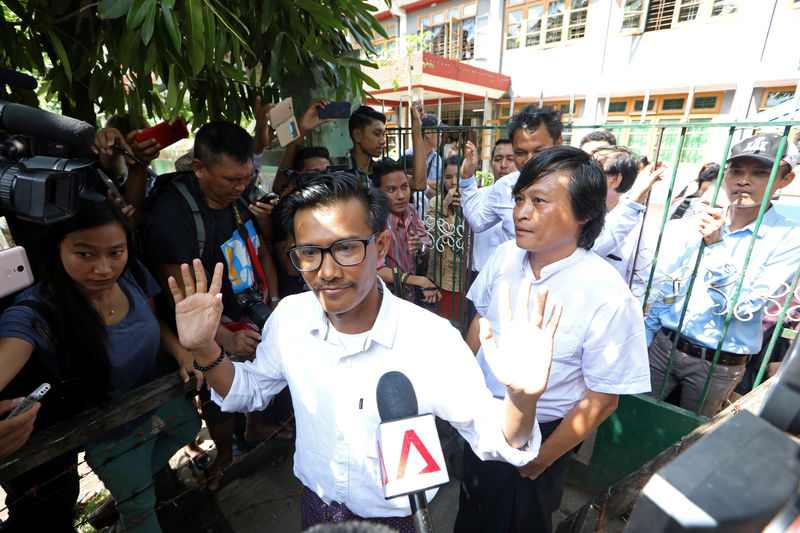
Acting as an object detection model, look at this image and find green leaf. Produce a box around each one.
[185,0,205,73]
[98,0,133,19]
[126,0,151,29]
[161,0,175,8]
[46,30,72,82]
[88,67,104,100]
[294,0,343,28]
[203,3,216,66]
[161,3,181,52]
[166,64,177,109]
[260,0,275,29]
[141,0,157,45]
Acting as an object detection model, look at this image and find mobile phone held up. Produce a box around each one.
[6,383,50,420]
[318,101,351,120]
[0,246,34,299]
[134,117,189,149]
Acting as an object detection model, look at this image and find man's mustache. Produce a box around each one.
[313,282,357,291]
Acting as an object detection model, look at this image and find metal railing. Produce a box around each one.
[386,120,800,417]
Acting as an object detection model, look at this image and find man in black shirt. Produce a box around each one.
[143,120,280,487]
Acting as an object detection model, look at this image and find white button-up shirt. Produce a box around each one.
[468,242,651,422]
[212,280,541,517]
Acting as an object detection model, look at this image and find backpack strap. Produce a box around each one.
[172,179,206,259]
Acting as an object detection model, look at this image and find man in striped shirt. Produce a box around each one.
[373,157,441,305]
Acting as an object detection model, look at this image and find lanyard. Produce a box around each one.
[231,203,269,297]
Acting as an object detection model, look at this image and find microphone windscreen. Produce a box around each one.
[0,101,95,149]
[376,371,419,422]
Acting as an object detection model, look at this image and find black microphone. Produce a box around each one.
[377,371,445,533]
[0,68,37,91]
[0,101,95,150]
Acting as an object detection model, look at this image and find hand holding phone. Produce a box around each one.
[6,383,50,420]
[134,117,189,150]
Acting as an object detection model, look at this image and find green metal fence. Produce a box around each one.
[386,120,800,411]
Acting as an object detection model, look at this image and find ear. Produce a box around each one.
[607,172,622,191]
[352,127,364,144]
[375,229,391,263]
[555,136,563,146]
[190,158,205,177]
[779,170,796,190]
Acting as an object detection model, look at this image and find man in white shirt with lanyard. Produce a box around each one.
[455,146,650,533]
[167,173,563,529]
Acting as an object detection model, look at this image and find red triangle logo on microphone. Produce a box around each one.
[396,429,442,479]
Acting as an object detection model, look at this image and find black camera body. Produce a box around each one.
[235,286,272,330]
[0,70,96,224]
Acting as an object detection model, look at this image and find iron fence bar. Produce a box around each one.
[695,126,793,414]
[752,264,800,389]
[629,126,665,289]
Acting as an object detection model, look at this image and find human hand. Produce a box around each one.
[481,281,562,398]
[247,197,277,219]
[168,260,225,352]
[414,276,441,304]
[408,231,422,255]
[444,188,461,210]
[0,398,39,459]
[697,206,725,245]
[518,456,549,480]
[126,129,160,165]
[410,100,423,129]
[628,161,667,204]
[460,141,479,180]
[92,127,131,175]
[217,328,262,358]
[299,98,334,137]
[254,95,276,153]
[175,347,204,391]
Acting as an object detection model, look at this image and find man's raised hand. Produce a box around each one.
[481,280,562,398]
[168,260,224,351]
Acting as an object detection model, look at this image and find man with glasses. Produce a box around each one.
[167,172,563,529]
[646,134,799,416]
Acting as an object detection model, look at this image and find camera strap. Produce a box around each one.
[231,202,269,299]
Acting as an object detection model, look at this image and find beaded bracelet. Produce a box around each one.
[192,344,230,371]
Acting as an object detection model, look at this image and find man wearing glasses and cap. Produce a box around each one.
[646,133,799,416]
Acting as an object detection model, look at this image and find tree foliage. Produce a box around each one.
[0,0,388,127]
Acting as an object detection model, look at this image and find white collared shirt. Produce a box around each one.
[468,242,651,422]
[212,279,541,518]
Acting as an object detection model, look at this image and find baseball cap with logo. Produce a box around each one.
[727,133,799,170]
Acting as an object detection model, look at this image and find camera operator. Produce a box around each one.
[143,120,280,489]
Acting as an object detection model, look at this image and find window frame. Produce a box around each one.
[418,2,479,61]
[619,0,739,34]
[504,0,590,51]
[758,86,797,112]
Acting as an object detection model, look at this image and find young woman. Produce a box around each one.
[0,195,200,532]
[425,156,464,322]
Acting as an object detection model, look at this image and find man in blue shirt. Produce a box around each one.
[646,133,799,416]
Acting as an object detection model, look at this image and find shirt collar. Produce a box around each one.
[306,277,397,351]
[520,247,588,282]
[724,205,778,239]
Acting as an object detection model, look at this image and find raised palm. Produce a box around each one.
[168,260,224,351]
[481,280,562,398]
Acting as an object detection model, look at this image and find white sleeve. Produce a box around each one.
[460,176,504,233]
[593,199,645,257]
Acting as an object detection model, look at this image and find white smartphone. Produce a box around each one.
[0,246,34,299]
[6,383,50,420]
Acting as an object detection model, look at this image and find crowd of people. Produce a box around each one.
[0,95,797,533]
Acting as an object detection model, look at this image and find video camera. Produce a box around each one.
[0,68,97,224]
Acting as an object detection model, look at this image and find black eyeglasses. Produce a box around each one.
[287,233,378,272]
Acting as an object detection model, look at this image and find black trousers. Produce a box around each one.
[453,419,571,533]
[1,452,79,532]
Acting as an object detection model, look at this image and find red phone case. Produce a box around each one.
[135,117,189,148]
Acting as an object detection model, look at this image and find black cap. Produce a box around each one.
[728,134,798,169]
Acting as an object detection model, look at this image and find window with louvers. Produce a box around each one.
[644,0,676,31]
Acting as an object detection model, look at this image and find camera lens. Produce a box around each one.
[17,265,24,272]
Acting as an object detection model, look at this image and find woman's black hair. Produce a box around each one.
[280,172,389,237]
[512,146,607,250]
[40,194,134,404]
